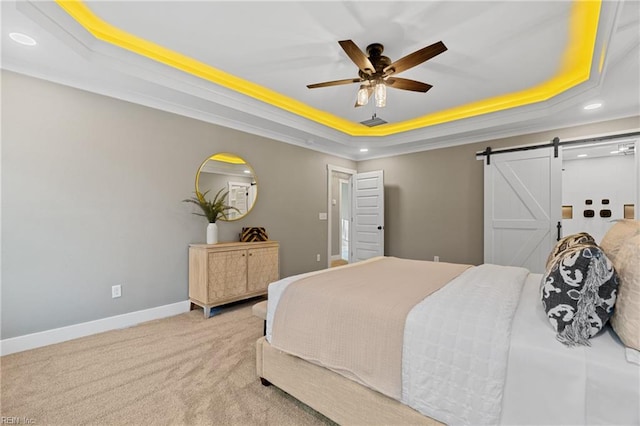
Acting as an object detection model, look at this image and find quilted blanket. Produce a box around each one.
[402,264,529,425]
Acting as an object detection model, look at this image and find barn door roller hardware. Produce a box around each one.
[479,131,640,165]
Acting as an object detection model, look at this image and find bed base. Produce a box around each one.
[256,337,441,425]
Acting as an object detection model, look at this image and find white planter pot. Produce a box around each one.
[206,222,218,244]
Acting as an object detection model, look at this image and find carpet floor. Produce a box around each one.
[0,300,334,425]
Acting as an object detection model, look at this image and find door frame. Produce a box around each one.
[327,164,357,269]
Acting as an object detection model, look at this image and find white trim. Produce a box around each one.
[327,165,357,269]
[331,255,343,261]
[0,300,191,356]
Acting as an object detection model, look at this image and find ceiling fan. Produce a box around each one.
[307,40,447,108]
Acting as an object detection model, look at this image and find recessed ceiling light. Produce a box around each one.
[583,102,602,110]
[577,154,588,158]
[9,32,36,46]
[360,148,369,152]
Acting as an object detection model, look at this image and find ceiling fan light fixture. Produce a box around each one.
[356,85,369,106]
[308,40,446,110]
[374,82,386,108]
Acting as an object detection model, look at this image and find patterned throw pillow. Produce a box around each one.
[545,232,596,271]
[541,241,618,346]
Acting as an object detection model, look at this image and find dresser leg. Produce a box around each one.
[260,377,272,387]
[203,306,211,318]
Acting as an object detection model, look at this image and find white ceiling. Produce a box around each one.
[2,1,639,160]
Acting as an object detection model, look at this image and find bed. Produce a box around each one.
[256,223,640,425]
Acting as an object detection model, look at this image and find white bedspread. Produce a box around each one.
[501,272,640,425]
[402,264,528,425]
[266,261,639,425]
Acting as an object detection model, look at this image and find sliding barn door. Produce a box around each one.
[352,170,384,262]
[484,148,561,273]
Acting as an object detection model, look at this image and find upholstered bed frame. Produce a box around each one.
[255,336,441,425]
[255,219,640,425]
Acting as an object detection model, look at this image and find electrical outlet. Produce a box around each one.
[112,285,122,298]
[316,254,321,262]
[434,256,440,262]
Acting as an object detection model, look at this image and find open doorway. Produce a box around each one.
[339,178,351,262]
[327,165,385,268]
[327,165,356,268]
[562,138,637,243]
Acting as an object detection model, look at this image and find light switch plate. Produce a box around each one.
[319,212,328,220]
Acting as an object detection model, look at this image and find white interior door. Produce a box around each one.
[484,148,561,273]
[227,181,250,219]
[352,170,384,262]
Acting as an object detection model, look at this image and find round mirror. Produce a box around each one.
[195,153,257,221]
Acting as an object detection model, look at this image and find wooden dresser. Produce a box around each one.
[189,241,279,317]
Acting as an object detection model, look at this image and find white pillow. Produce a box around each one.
[600,220,640,351]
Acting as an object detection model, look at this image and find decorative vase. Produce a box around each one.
[206,222,218,244]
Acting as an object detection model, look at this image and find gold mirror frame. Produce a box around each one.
[195,152,258,222]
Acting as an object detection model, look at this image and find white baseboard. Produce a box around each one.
[331,255,343,261]
[0,300,191,356]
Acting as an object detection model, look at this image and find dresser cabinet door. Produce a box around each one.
[207,249,247,301]
[247,246,279,293]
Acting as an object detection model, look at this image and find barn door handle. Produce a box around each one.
[557,221,562,241]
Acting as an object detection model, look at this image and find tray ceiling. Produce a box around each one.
[2,1,639,159]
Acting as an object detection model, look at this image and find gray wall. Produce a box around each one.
[358,115,640,266]
[1,71,355,339]
[2,70,637,340]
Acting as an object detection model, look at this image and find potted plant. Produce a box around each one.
[183,188,239,244]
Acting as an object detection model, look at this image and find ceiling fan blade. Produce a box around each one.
[386,77,433,93]
[383,41,447,75]
[307,78,362,89]
[339,40,375,75]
